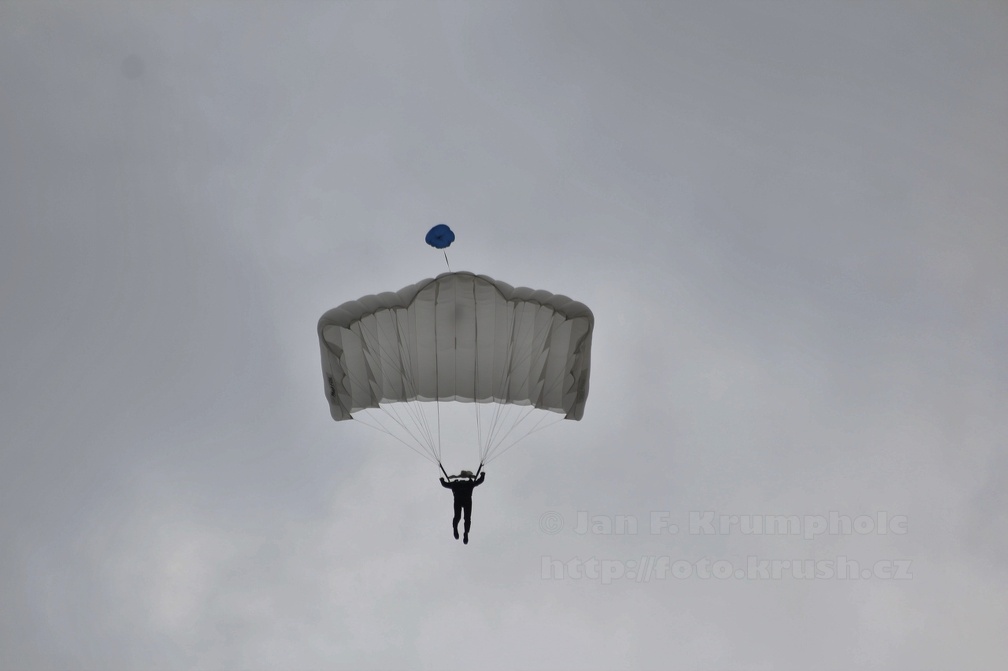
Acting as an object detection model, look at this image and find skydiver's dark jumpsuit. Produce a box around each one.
[440,473,485,540]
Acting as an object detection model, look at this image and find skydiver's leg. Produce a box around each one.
[463,500,472,535]
[453,499,462,539]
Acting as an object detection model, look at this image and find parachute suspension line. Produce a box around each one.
[436,396,442,465]
[482,331,586,463]
[443,251,451,272]
[482,404,543,463]
[353,409,439,464]
[482,401,518,463]
[481,302,557,463]
[485,309,539,457]
[483,405,536,460]
[477,302,528,465]
[477,298,512,459]
[480,304,565,464]
[353,314,439,461]
[490,302,523,436]
[480,300,521,463]
[385,402,435,456]
[474,390,483,462]
[433,279,442,464]
[367,382,433,454]
[332,352,436,460]
[488,336,584,460]
[395,306,441,462]
[483,412,564,465]
[472,278,483,463]
[482,408,560,465]
[384,305,441,465]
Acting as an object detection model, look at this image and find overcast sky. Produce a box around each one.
[2,2,1007,669]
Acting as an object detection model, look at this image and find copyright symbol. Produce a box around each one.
[539,511,564,534]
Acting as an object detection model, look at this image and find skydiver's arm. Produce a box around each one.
[440,478,451,488]
[474,472,485,486]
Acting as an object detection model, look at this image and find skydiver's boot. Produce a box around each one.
[463,532,468,544]
[453,525,459,540]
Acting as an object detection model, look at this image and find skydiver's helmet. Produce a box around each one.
[458,470,474,479]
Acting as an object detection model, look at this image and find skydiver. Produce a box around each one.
[440,470,485,544]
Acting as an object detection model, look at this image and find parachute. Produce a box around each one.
[318,271,593,469]
[424,224,455,249]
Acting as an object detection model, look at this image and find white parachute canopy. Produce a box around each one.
[318,271,593,468]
